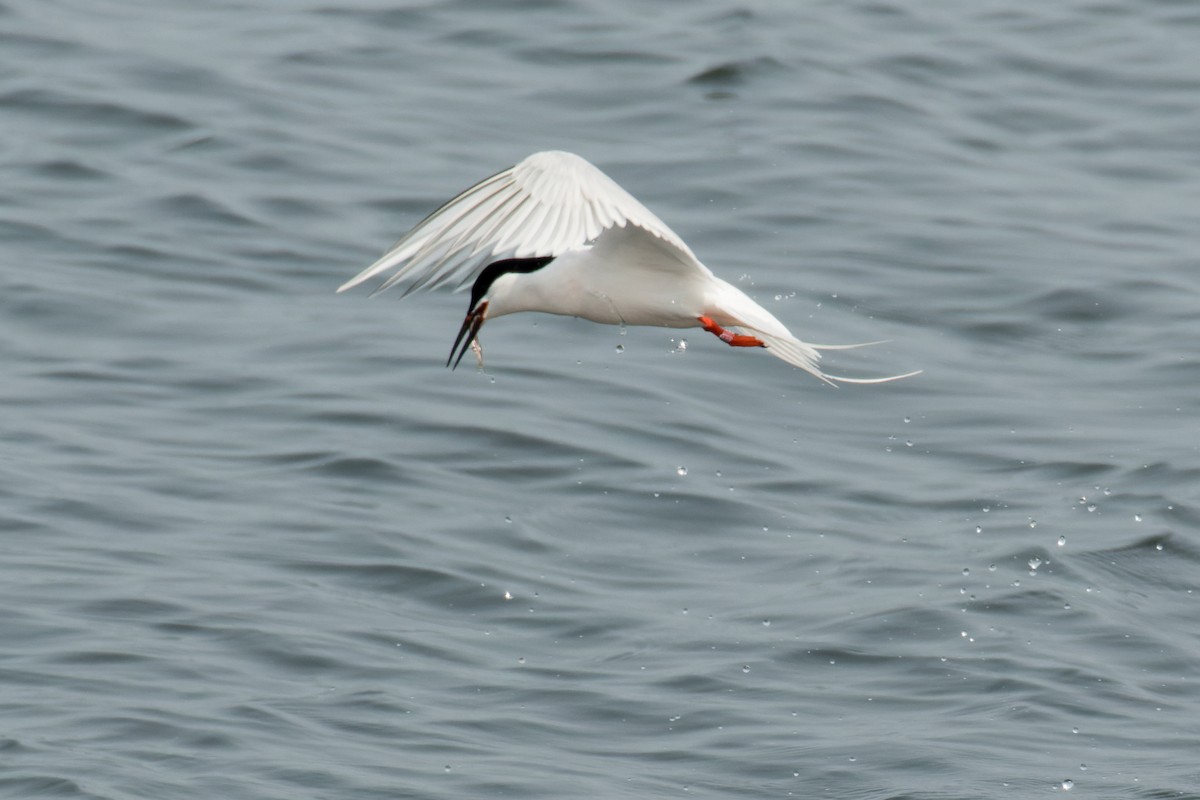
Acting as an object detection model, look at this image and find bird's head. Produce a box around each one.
[447,257,555,369]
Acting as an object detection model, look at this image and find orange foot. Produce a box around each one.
[698,316,764,348]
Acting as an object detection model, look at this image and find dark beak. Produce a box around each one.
[447,301,487,370]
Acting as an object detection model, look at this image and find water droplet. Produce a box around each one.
[681,607,688,614]
[1155,542,1164,551]
[676,339,687,353]
[1061,779,1074,790]
[1029,519,1037,528]
[504,515,512,524]
[517,657,526,665]
[676,466,688,476]
[1134,513,1143,522]
[903,416,911,424]
[503,591,513,600]
[962,567,970,576]
[741,665,751,674]
[762,619,771,627]
[1071,727,1079,734]
[905,440,913,447]
[1057,536,1066,547]
[1086,504,1096,513]
[1079,764,1087,771]
[847,756,857,763]
[615,344,624,353]
[975,526,983,534]
[444,765,452,773]
[988,563,997,572]
[1028,557,1042,570]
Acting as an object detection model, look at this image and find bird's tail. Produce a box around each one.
[748,329,922,386]
[748,330,833,385]
[711,280,919,385]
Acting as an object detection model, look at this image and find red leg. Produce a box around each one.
[698,316,764,348]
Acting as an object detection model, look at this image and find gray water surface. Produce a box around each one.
[3,1,1199,798]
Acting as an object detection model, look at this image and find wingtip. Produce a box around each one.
[335,271,391,296]
[337,270,375,293]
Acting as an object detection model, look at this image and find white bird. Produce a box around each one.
[338,151,918,385]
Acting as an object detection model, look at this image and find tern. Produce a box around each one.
[339,150,918,385]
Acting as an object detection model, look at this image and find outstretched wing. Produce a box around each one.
[338,150,697,297]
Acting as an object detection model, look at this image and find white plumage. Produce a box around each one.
[339,151,918,385]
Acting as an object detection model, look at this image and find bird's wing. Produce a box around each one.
[338,150,698,296]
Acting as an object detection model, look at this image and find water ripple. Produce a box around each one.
[4,1,1200,798]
